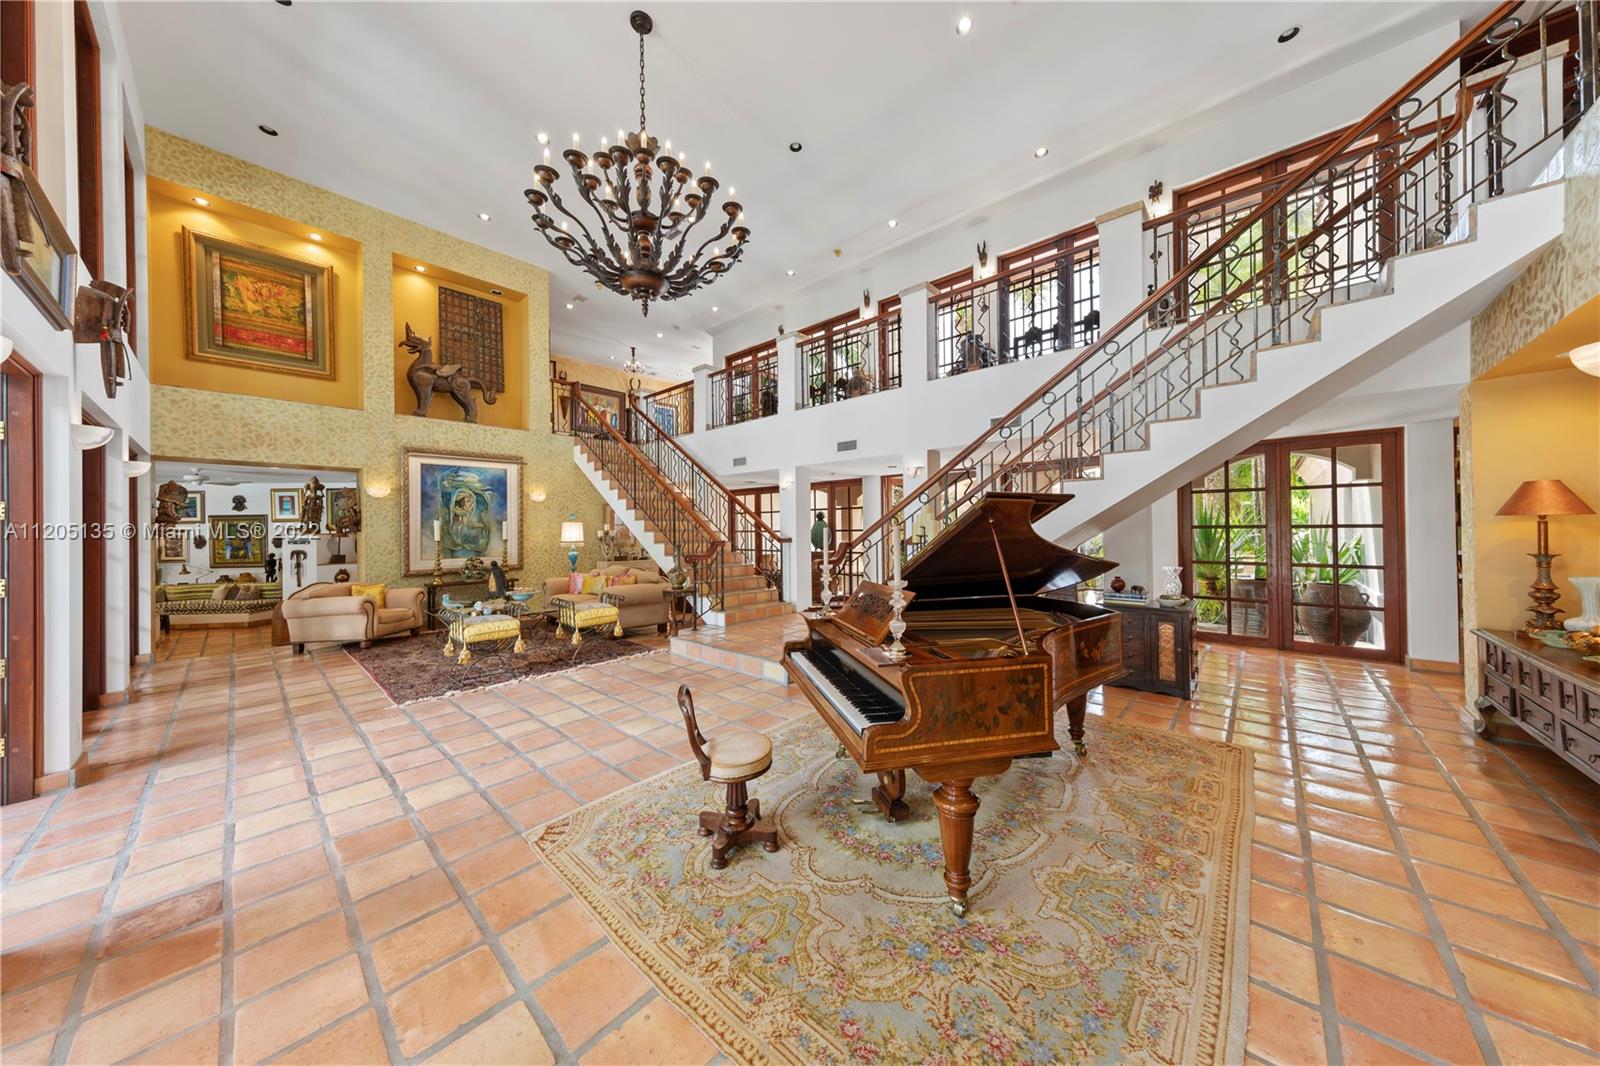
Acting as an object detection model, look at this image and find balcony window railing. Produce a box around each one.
[642,379,693,436]
[796,305,903,408]
[708,342,779,429]
[932,228,1099,378]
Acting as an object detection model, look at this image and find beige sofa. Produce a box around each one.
[275,582,427,652]
[543,565,670,632]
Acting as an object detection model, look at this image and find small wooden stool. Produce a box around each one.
[678,684,778,869]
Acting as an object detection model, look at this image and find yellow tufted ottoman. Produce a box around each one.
[550,596,624,646]
[443,613,525,664]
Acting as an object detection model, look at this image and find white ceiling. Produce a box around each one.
[121,2,1478,382]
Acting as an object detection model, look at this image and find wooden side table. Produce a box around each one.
[665,587,698,636]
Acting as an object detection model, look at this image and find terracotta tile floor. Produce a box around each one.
[2,629,1597,1064]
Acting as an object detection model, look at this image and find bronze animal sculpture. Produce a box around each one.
[400,323,496,423]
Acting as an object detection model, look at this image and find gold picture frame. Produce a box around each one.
[209,514,268,568]
[270,488,303,523]
[182,226,334,379]
[401,448,523,576]
[157,526,188,563]
[1,156,78,330]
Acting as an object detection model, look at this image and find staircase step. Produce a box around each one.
[716,601,796,625]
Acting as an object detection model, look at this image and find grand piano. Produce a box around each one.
[783,492,1125,914]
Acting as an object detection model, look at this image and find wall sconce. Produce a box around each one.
[908,464,925,479]
[364,481,393,499]
[780,477,795,491]
[1,334,13,365]
[1568,341,1600,377]
[124,460,152,477]
[528,487,547,503]
[71,425,114,450]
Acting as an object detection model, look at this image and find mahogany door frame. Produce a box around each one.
[2,357,44,804]
[1179,427,1407,663]
[82,417,107,710]
[73,0,103,281]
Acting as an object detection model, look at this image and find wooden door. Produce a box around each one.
[128,475,139,666]
[2,360,43,804]
[82,423,106,709]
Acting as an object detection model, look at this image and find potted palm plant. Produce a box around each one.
[1292,528,1373,645]
[1190,496,1228,628]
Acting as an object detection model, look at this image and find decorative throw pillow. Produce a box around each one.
[566,571,584,595]
[607,572,637,587]
[349,582,386,606]
[581,572,608,595]
[234,585,262,601]
[210,584,231,602]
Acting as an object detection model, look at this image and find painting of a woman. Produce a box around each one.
[404,450,523,575]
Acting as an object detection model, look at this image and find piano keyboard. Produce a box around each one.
[789,647,905,735]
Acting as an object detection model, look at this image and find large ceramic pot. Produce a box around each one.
[1233,578,1269,636]
[1296,582,1373,646]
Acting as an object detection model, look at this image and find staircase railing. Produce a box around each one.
[833,0,1594,594]
[641,380,693,436]
[625,398,791,593]
[572,385,726,613]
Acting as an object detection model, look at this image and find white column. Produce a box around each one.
[102,433,133,699]
[775,334,799,416]
[779,466,814,607]
[691,364,712,434]
[897,283,935,388]
[134,470,154,664]
[1095,201,1150,379]
[860,474,884,584]
[42,375,81,775]
[1404,419,1461,667]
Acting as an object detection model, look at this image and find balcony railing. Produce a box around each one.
[641,380,693,437]
[796,307,903,409]
[932,232,1100,378]
[835,0,1593,596]
[708,344,779,429]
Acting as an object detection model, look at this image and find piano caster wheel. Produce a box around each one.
[1072,740,1087,757]
[950,898,969,918]
[698,827,713,836]
[835,745,847,759]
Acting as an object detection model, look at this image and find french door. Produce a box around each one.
[2,359,43,803]
[1180,429,1404,661]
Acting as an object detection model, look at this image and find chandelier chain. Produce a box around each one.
[638,32,647,134]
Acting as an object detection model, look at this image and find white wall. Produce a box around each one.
[1,2,150,777]
[1403,419,1462,665]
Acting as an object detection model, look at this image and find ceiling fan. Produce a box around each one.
[178,466,244,487]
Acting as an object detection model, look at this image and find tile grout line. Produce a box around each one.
[304,650,583,1063]
[264,649,409,1065]
[46,659,195,1066]
[1374,669,1600,995]
[217,652,241,1062]
[1315,660,1503,1066]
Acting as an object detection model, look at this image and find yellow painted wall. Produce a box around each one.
[147,179,366,409]
[1466,368,1600,632]
[146,129,617,585]
[550,354,675,396]
[392,260,528,430]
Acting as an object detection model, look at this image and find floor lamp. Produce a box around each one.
[1494,479,1595,632]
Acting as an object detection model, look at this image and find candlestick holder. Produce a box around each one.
[432,539,443,585]
[884,576,909,661]
[816,550,835,617]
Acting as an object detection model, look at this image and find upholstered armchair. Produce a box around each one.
[275,582,427,652]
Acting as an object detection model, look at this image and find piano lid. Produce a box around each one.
[901,492,1116,599]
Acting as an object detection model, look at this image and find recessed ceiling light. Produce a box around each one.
[535,131,549,146]
[565,302,575,310]
[1034,146,1049,159]
[956,15,973,35]
[786,269,796,276]
[308,232,322,241]
[887,219,898,229]
[711,306,719,312]
[1277,26,1300,44]
[192,196,211,207]
[789,141,803,153]
[414,265,427,273]
[656,332,664,338]
[477,212,491,222]
[258,124,279,137]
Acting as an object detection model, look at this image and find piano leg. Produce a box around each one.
[920,758,1011,916]
[1065,693,1089,757]
[872,770,910,822]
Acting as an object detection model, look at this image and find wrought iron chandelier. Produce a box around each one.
[523,10,749,317]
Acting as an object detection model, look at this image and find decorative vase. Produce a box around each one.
[1564,576,1600,632]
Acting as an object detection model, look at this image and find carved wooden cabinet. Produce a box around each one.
[1107,600,1198,699]
[1473,629,1600,785]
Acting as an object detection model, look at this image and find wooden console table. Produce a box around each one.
[1106,599,1198,700]
[424,577,517,632]
[1472,629,1600,785]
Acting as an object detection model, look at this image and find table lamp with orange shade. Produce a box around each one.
[1495,479,1595,632]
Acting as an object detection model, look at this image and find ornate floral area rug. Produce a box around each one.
[346,628,655,704]
[530,714,1253,1065]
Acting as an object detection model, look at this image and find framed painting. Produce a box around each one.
[402,450,522,575]
[327,487,360,533]
[270,488,302,523]
[182,226,334,379]
[157,526,188,563]
[177,490,206,525]
[1,158,78,331]
[209,515,267,567]
[572,385,625,434]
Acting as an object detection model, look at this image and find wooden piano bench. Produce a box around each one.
[678,684,779,869]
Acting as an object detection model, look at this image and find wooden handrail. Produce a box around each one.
[796,306,903,343]
[627,398,793,544]
[644,379,692,400]
[573,386,725,550]
[842,0,1524,560]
